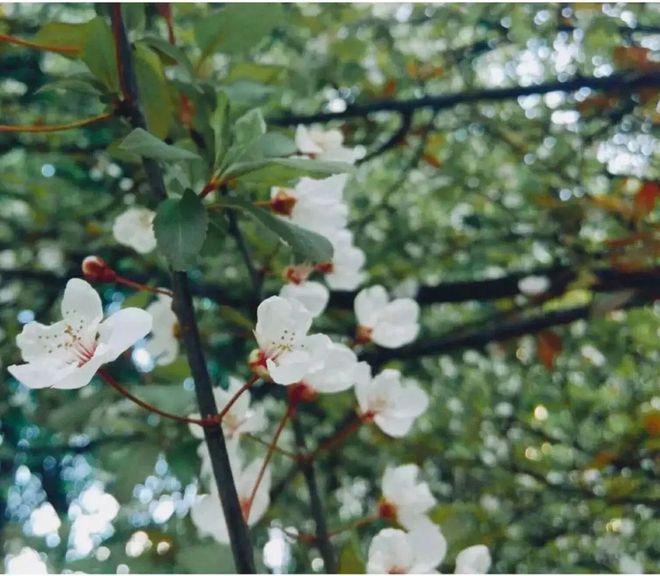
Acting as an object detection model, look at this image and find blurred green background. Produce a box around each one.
[0,2,658,573]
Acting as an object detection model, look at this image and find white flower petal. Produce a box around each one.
[61,278,103,327]
[408,519,447,571]
[454,545,491,574]
[279,281,329,318]
[98,308,153,362]
[354,285,389,327]
[112,207,157,254]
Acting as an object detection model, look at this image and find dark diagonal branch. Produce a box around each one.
[271,72,660,125]
[361,293,657,368]
[110,7,255,572]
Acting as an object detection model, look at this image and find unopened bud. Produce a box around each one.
[248,348,270,381]
[82,256,116,282]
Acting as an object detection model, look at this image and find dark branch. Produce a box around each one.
[361,294,657,368]
[110,7,255,573]
[271,72,660,125]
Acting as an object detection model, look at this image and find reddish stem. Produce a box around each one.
[0,112,113,133]
[110,5,131,103]
[217,375,259,421]
[307,413,365,461]
[114,275,173,297]
[244,404,294,519]
[0,32,79,55]
[98,370,217,427]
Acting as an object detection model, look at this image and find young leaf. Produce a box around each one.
[223,157,354,186]
[135,43,173,139]
[34,21,93,53]
[217,197,333,263]
[212,91,231,169]
[154,190,209,271]
[80,17,119,94]
[194,3,285,59]
[118,128,201,161]
[142,35,195,79]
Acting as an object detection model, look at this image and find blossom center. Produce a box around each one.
[377,499,397,521]
[271,189,297,216]
[355,325,373,345]
[288,382,317,405]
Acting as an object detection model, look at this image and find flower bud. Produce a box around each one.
[248,348,270,381]
[82,256,116,282]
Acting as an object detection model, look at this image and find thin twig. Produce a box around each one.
[0,112,113,133]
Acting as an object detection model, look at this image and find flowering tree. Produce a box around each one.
[1,3,659,574]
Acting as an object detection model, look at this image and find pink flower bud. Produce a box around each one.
[82,256,116,282]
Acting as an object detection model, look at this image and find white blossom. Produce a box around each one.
[355,365,429,437]
[380,464,437,529]
[279,281,329,318]
[144,295,179,365]
[271,174,349,236]
[189,376,267,440]
[251,296,329,385]
[354,285,419,348]
[112,206,157,254]
[300,342,359,395]
[191,441,270,544]
[367,521,447,574]
[324,229,366,291]
[8,279,152,389]
[295,125,360,164]
[517,275,550,296]
[454,544,491,574]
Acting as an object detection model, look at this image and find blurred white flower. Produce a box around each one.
[144,295,179,365]
[324,229,366,291]
[619,554,644,574]
[36,242,65,272]
[190,376,267,441]
[251,296,328,385]
[517,275,550,296]
[280,281,329,318]
[355,364,429,437]
[380,464,437,529]
[299,342,359,396]
[271,174,349,235]
[354,285,419,348]
[8,279,151,389]
[112,207,157,254]
[367,520,447,574]
[191,442,270,544]
[454,544,491,574]
[295,125,360,164]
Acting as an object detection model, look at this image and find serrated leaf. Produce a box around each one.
[135,43,173,138]
[119,128,201,161]
[81,17,119,94]
[217,197,333,263]
[154,189,208,271]
[194,4,285,60]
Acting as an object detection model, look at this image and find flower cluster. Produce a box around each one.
[272,126,365,318]
[366,464,492,573]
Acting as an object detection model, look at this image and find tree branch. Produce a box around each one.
[292,414,337,573]
[361,294,657,368]
[271,71,660,125]
[109,7,255,572]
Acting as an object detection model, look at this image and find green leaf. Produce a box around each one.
[177,543,234,573]
[234,108,267,149]
[217,197,333,263]
[256,132,298,158]
[338,541,365,574]
[212,91,231,169]
[122,3,145,33]
[218,305,254,330]
[35,77,103,96]
[34,21,92,53]
[200,213,228,256]
[223,80,277,107]
[194,4,285,59]
[135,43,173,139]
[142,35,195,79]
[80,17,119,94]
[154,189,209,271]
[119,128,201,161]
[223,157,354,186]
[152,357,191,382]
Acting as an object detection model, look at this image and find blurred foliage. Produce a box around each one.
[0,2,659,574]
